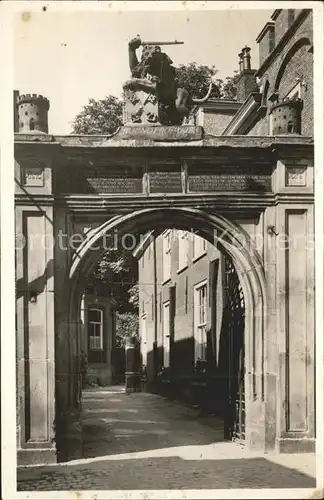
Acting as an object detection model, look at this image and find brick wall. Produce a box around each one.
[248,115,269,136]
[276,42,313,135]
[251,10,313,136]
[273,10,295,46]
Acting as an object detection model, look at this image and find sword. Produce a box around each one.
[140,40,184,46]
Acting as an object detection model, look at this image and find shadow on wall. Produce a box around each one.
[141,298,244,439]
[16,258,54,301]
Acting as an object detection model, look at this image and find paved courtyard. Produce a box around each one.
[17,386,316,491]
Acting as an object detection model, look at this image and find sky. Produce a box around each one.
[14,6,273,134]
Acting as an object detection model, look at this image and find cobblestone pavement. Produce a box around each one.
[17,386,316,491]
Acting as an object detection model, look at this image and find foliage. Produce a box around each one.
[115,311,139,347]
[175,62,221,99]
[71,95,123,134]
[221,76,238,101]
[175,62,237,101]
[71,65,237,136]
[85,247,139,314]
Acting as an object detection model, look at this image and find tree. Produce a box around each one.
[221,75,238,101]
[71,64,237,135]
[71,95,123,134]
[85,247,139,347]
[115,311,140,348]
[175,63,237,101]
[86,247,139,314]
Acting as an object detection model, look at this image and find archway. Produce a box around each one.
[60,207,267,458]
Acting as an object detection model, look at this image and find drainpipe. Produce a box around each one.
[153,236,158,378]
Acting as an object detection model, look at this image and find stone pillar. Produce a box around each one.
[15,153,56,465]
[53,207,83,462]
[125,336,142,393]
[273,154,315,452]
[262,205,280,452]
[15,205,56,465]
[235,217,267,451]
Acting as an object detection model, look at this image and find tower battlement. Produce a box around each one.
[17,93,50,134]
[270,97,303,135]
[18,93,50,110]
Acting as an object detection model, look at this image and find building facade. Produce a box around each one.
[139,233,223,375]
[137,7,314,446]
[80,291,116,386]
[195,9,313,137]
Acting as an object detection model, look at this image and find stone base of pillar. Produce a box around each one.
[55,410,83,462]
[17,447,57,466]
[275,437,315,453]
[245,399,266,451]
[65,416,83,461]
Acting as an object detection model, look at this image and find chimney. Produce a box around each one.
[256,22,275,67]
[242,46,251,70]
[238,52,244,72]
[235,46,258,102]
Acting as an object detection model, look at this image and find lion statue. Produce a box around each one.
[123,35,216,125]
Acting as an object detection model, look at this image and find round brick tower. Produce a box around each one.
[270,97,303,135]
[17,93,50,134]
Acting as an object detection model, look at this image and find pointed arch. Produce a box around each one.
[274,37,312,92]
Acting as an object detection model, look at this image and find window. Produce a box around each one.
[185,276,188,314]
[178,230,189,271]
[163,301,170,367]
[141,314,147,366]
[162,230,172,282]
[194,281,208,362]
[88,308,103,350]
[193,234,207,261]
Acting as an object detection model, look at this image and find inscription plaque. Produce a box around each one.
[149,167,182,193]
[188,166,271,192]
[22,167,44,187]
[285,166,307,187]
[59,166,143,194]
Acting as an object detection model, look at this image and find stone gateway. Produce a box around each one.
[14,9,315,466]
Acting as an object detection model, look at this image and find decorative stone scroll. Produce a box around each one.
[285,165,307,187]
[22,166,45,187]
